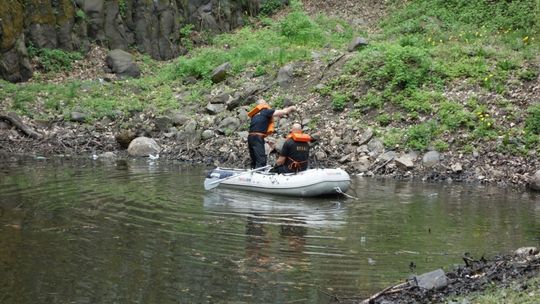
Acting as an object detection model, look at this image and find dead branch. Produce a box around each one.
[0,112,42,139]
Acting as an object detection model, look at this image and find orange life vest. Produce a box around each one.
[286,131,312,143]
[285,131,311,171]
[247,104,274,135]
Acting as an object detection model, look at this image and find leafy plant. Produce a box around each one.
[34,48,83,72]
[260,0,283,16]
[405,121,438,150]
[331,93,348,111]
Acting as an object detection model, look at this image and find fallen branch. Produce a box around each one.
[0,112,42,139]
[370,157,394,173]
[361,282,409,304]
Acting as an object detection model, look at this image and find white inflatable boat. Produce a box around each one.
[204,167,351,197]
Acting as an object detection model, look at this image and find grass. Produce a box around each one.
[2,0,539,156]
[334,0,540,153]
[2,0,353,122]
[447,275,540,304]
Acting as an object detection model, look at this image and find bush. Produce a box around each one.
[279,11,324,45]
[260,0,283,16]
[437,101,474,130]
[34,48,83,72]
[405,121,438,150]
[331,93,348,111]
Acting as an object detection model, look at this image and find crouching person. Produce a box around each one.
[272,123,311,174]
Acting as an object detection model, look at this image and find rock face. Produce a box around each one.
[0,0,281,82]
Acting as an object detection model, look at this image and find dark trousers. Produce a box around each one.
[248,135,267,169]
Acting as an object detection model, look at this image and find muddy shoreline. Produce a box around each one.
[334,248,540,304]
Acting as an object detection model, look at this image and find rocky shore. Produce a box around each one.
[1,98,539,192]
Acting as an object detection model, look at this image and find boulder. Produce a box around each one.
[422,151,441,168]
[201,129,214,140]
[127,137,160,157]
[358,128,374,146]
[367,138,384,157]
[347,37,369,52]
[395,156,414,170]
[218,117,240,134]
[210,62,231,83]
[410,269,448,290]
[206,102,226,115]
[105,49,141,78]
[70,111,87,122]
[530,170,540,191]
[277,64,294,87]
[154,116,172,132]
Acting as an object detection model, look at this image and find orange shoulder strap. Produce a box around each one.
[288,132,311,143]
[247,104,271,118]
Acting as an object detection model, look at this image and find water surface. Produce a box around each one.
[0,157,538,303]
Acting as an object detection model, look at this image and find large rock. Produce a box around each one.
[347,37,368,52]
[422,151,441,168]
[210,62,231,83]
[105,49,141,78]
[218,117,241,134]
[127,137,160,157]
[277,64,294,87]
[530,170,540,191]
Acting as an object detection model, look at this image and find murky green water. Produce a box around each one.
[1,157,538,303]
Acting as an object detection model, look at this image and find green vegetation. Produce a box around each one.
[2,0,539,156]
[447,276,540,304]
[2,0,352,122]
[27,46,83,72]
[330,0,540,153]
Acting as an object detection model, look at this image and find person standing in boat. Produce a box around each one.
[248,99,296,168]
[272,123,311,174]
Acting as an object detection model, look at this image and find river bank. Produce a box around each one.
[336,247,540,304]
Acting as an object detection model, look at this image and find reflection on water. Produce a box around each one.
[0,157,539,303]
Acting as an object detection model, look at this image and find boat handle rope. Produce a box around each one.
[334,186,359,200]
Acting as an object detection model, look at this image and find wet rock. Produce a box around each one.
[352,156,371,172]
[410,268,448,290]
[423,151,441,168]
[210,62,231,83]
[514,247,539,256]
[99,151,116,159]
[530,170,540,191]
[115,130,137,149]
[347,37,368,52]
[127,137,160,157]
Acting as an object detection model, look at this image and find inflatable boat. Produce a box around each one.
[204,167,351,197]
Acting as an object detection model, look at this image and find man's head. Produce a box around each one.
[257,98,268,106]
[291,123,302,133]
